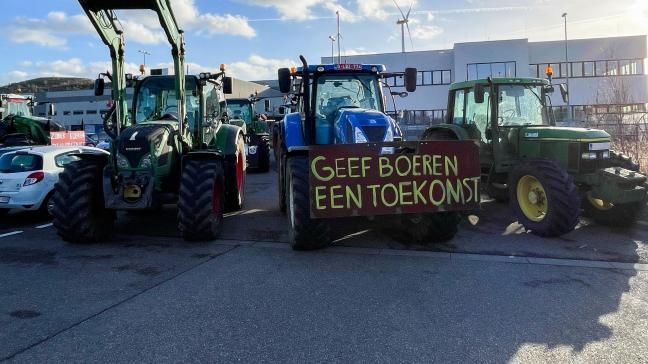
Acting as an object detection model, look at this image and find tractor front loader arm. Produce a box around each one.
[78,0,187,150]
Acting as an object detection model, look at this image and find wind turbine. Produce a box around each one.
[393,0,414,53]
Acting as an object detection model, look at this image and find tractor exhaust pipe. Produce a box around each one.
[299,55,314,144]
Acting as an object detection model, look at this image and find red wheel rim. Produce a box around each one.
[212,180,222,215]
[236,151,244,192]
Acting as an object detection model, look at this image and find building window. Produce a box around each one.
[63,111,71,116]
[73,110,84,115]
[86,110,97,115]
[530,59,645,79]
[466,61,516,80]
[401,70,452,87]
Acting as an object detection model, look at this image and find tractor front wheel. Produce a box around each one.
[286,155,331,250]
[224,134,246,212]
[52,160,114,243]
[402,212,461,243]
[583,193,645,226]
[509,160,580,237]
[178,159,225,241]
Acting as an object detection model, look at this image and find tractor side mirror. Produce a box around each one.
[278,68,291,94]
[48,104,55,117]
[223,77,233,95]
[94,78,105,97]
[404,68,417,93]
[559,84,568,103]
[474,84,485,104]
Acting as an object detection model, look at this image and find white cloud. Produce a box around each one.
[227,55,298,81]
[196,14,256,38]
[7,11,93,47]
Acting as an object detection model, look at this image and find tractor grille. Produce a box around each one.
[362,126,387,142]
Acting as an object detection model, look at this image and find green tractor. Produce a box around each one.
[0,94,63,146]
[422,77,647,236]
[226,98,271,172]
[52,0,246,243]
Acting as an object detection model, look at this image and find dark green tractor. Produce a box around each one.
[226,98,271,172]
[0,94,63,146]
[422,77,647,236]
[52,0,246,243]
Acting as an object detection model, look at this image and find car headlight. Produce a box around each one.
[354,127,368,143]
[582,152,598,160]
[248,146,258,155]
[602,150,610,159]
[116,154,130,169]
[139,154,153,169]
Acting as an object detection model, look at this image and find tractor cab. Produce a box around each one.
[0,94,33,119]
[0,94,63,146]
[278,61,417,146]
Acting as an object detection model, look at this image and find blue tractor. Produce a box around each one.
[275,56,471,250]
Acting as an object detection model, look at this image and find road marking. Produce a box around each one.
[35,223,54,229]
[0,231,23,238]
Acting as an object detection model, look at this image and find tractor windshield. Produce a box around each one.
[4,99,31,117]
[315,73,382,123]
[227,101,253,124]
[497,85,546,126]
[134,77,199,127]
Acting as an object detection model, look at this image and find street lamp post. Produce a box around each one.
[138,50,151,75]
[562,13,570,122]
[328,36,336,61]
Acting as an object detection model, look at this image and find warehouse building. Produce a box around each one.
[322,35,648,138]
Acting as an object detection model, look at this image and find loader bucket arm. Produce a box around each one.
[78,0,187,143]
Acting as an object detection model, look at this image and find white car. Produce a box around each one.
[0,146,109,216]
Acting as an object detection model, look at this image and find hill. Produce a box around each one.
[0,77,94,94]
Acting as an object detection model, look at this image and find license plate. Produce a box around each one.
[0,196,9,204]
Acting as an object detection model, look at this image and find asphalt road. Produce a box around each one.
[1,165,647,362]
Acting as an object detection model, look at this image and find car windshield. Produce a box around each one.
[0,153,43,173]
[497,85,546,126]
[4,99,31,116]
[134,77,199,127]
[227,101,252,124]
[315,73,382,122]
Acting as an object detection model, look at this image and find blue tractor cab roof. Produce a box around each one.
[297,64,387,74]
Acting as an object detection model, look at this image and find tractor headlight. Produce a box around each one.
[354,127,368,143]
[602,150,610,159]
[248,146,257,155]
[139,154,153,169]
[582,152,598,160]
[116,154,130,169]
[384,126,394,142]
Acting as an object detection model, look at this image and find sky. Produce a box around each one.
[0,0,647,85]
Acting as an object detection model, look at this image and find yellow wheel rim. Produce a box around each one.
[517,175,548,222]
[587,192,614,211]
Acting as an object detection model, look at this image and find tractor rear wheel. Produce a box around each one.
[402,212,461,243]
[509,159,580,237]
[278,152,287,214]
[224,134,246,212]
[286,155,331,250]
[178,159,225,241]
[583,193,645,226]
[52,160,114,243]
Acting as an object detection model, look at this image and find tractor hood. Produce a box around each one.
[520,126,610,142]
[118,122,175,167]
[333,108,399,143]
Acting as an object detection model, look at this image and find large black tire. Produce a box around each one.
[257,137,271,173]
[509,159,580,237]
[421,129,457,141]
[224,134,246,212]
[278,151,287,214]
[178,159,225,241]
[52,160,114,243]
[486,181,509,202]
[401,213,461,243]
[583,195,646,227]
[286,155,331,250]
